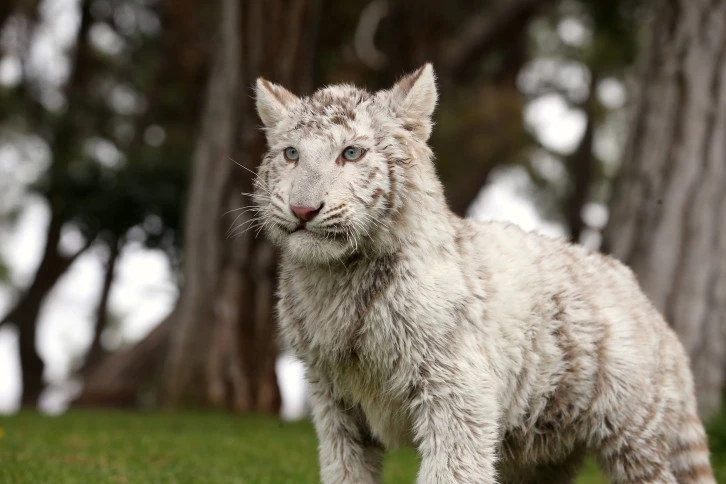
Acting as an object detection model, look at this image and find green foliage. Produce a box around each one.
[583,0,645,73]
[51,151,187,252]
[1,0,195,263]
[5,410,725,483]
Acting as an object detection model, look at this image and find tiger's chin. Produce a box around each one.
[267,226,356,265]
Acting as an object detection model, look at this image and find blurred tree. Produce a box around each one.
[0,0,97,406]
[0,0,191,406]
[73,0,214,407]
[0,4,13,34]
[159,0,265,410]
[519,0,643,242]
[604,0,726,418]
[79,239,120,374]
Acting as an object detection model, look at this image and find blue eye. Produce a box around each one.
[283,147,299,161]
[342,146,365,162]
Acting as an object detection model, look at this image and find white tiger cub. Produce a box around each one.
[253,64,715,483]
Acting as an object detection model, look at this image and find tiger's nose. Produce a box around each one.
[290,203,323,222]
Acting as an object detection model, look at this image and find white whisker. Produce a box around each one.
[227,216,262,239]
[229,157,271,192]
[222,205,264,216]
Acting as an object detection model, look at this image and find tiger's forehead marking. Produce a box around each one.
[289,85,373,134]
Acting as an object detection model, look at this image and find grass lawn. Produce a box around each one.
[0,410,724,483]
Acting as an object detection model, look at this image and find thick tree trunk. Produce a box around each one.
[604,0,726,418]
[160,0,321,412]
[160,0,243,408]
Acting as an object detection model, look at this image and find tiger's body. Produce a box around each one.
[253,64,715,483]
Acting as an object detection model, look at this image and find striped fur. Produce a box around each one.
[254,64,715,483]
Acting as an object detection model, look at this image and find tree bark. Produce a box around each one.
[160,0,243,408]
[603,0,726,418]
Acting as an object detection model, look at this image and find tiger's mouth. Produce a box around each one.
[288,224,349,242]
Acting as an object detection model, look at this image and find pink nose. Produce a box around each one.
[290,204,323,222]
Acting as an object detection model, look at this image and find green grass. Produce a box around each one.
[0,410,722,483]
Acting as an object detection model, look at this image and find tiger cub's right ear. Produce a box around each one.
[255,78,299,128]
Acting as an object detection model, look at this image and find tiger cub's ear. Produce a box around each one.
[388,63,438,140]
[255,78,299,128]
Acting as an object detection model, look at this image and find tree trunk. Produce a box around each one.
[565,74,597,243]
[159,0,322,412]
[80,241,120,374]
[3,0,96,407]
[16,215,62,407]
[73,313,174,407]
[0,211,89,406]
[160,0,244,408]
[603,0,726,418]
[0,2,14,35]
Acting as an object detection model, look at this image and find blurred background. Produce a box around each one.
[0,0,724,458]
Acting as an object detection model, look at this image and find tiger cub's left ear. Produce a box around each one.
[388,63,438,140]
